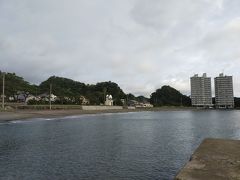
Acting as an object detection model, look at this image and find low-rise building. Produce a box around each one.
[25,95,40,103]
[80,96,90,105]
[39,93,57,102]
[128,100,153,108]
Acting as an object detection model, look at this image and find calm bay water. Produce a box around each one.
[0,110,240,180]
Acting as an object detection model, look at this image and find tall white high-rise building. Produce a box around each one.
[190,73,212,107]
[214,73,234,108]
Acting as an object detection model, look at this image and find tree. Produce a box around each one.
[0,71,37,101]
[0,71,151,106]
[150,85,191,107]
[39,76,87,104]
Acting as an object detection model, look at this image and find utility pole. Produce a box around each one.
[2,73,5,110]
[49,84,52,110]
[180,96,183,107]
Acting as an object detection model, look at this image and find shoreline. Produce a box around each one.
[0,107,197,122]
[1,106,236,123]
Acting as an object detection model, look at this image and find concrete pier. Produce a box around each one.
[175,138,240,180]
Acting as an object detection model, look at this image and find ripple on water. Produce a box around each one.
[0,110,240,179]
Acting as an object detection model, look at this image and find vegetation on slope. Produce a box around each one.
[1,70,200,107]
[150,85,191,107]
[0,71,38,101]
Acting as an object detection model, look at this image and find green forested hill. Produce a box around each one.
[150,85,191,106]
[0,71,127,105]
[0,71,38,100]
[39,76,87,104]
[39,76,87,97]
[39,76,126,105]
[1,71,195,106]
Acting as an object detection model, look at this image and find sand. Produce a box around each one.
[0,107,196,122]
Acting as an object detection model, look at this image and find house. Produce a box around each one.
[25,95,40,103]
[128,100,153,108]
[49,94,57,102]
[39,93,57,102]
[121,99,125,105]
[15,91,28,102]
[142,103,153,108]
[80,96,90,105]
[128,100,139,107]
[38,93,48,101]
[64,96,71,102]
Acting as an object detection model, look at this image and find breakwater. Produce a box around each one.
[175,138,240,179]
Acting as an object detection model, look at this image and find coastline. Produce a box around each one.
[0,107,196,122]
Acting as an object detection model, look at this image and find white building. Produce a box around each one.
[39,93,57,102]
[25,95,40,103]
[214,73,234,109]
[190,73,212,107]
[80,96,90,105]
[105,95,113,106]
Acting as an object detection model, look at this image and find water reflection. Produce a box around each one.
[0,110,240,179]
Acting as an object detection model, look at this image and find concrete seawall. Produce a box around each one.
[6,104,124,110]
[175,138,240,180]
[81,105,123,110]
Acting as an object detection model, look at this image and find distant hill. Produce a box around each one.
[0,72,128,105]
[39,76,87,104]
[150,85,191,107]
[36,76,127,105]
[1,71,196,106]
[39,76,126,105]
[127,93,150,103]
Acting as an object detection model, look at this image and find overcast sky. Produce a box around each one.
[1,0,240,97]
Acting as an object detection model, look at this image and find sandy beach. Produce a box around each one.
[0,109,133,122]
[0,107,196,122]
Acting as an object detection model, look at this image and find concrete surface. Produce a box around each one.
[175,138,240,180]
[81,105,123,110]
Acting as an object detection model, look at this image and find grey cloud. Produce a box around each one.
[1,0,240,96]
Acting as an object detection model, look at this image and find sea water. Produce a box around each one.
[0,110,240,180]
